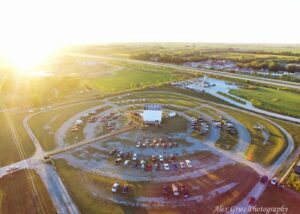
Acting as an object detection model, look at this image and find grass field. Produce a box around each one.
[85,62,195,93]
[54,159,145,214]
[0,112,35,167]
[230,86,300,118]
[215,129,239,150]
[28,101,104,151]
[216,107,287,166]
[0,169,56,214]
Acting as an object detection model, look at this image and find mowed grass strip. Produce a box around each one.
[230,86,300,118]
[0,169,56,214]
[217,107,287,166]
[28,101,104,151]
[0,112,35,167]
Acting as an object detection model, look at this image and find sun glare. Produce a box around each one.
[0,42,59,75]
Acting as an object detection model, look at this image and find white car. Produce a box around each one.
[124,160,130,166]
[111,182,120,193]
[132,153,137,161]
[159,155,164,162]
[164,163,170,171]
[140,159,146,168]
[136,142,141,148]
[271,177,278,185]
[179,161,186,169]
[185,160,192,168]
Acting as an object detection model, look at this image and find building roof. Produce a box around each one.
[144,104,162,111]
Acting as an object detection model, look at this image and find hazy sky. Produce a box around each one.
[0,0,299,49]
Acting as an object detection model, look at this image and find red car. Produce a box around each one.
[248,197,256,206]
[145,164,152,171]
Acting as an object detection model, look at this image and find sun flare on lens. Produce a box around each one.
[0,42,59,75]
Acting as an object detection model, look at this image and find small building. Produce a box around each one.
[142,104,162,125]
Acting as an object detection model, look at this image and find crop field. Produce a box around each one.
[0,170,56,214]
[230,86,300,118]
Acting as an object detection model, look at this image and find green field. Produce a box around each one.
[230,86,300,118]
[215,129,238,150]
[28,101,104,151]
[216,107,287,166]
[85,62,195,93]
[0,112,35,167]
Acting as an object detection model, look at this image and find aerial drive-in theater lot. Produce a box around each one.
[1,46,300,214]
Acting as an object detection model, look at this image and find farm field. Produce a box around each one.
[0,112,35,167]
[0,170,56,214]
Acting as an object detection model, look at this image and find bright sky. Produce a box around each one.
[0,0,299,68]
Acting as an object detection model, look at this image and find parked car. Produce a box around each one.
[179,161,186,169]
[140,160,146,168]
[163,184,169,195]
[136,142,141,148]
[124,160,130,166]
[152,155,157,162]
[117,151,123,158]
[185,160,192,168]
[112,182,120,193]
[260,175,269,184]
[115,158,122,165]
[132,153,137,161]
[181,185,189,198]
[169,154,176,161]
[159,155,164,162]
[155,163,160,171]
[164,163,170,171]
[145,164,152,172]
[172,184,179,196]
[271,177,278,186]
[248,197,256,206]
[173,163,178,170]
[122,184,129,194]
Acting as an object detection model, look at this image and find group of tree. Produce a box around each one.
[131,52,300,72]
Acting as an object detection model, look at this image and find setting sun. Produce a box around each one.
[0,41,59,74]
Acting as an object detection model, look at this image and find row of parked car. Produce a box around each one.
[110,149,193,170]
[111,182,129,194]
[71,108,104,132]
[163,184,189,198]
[136,141,178,149]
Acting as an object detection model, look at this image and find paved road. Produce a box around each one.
[66,53,300,90]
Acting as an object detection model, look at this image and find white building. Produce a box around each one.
[142,104,162,125]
